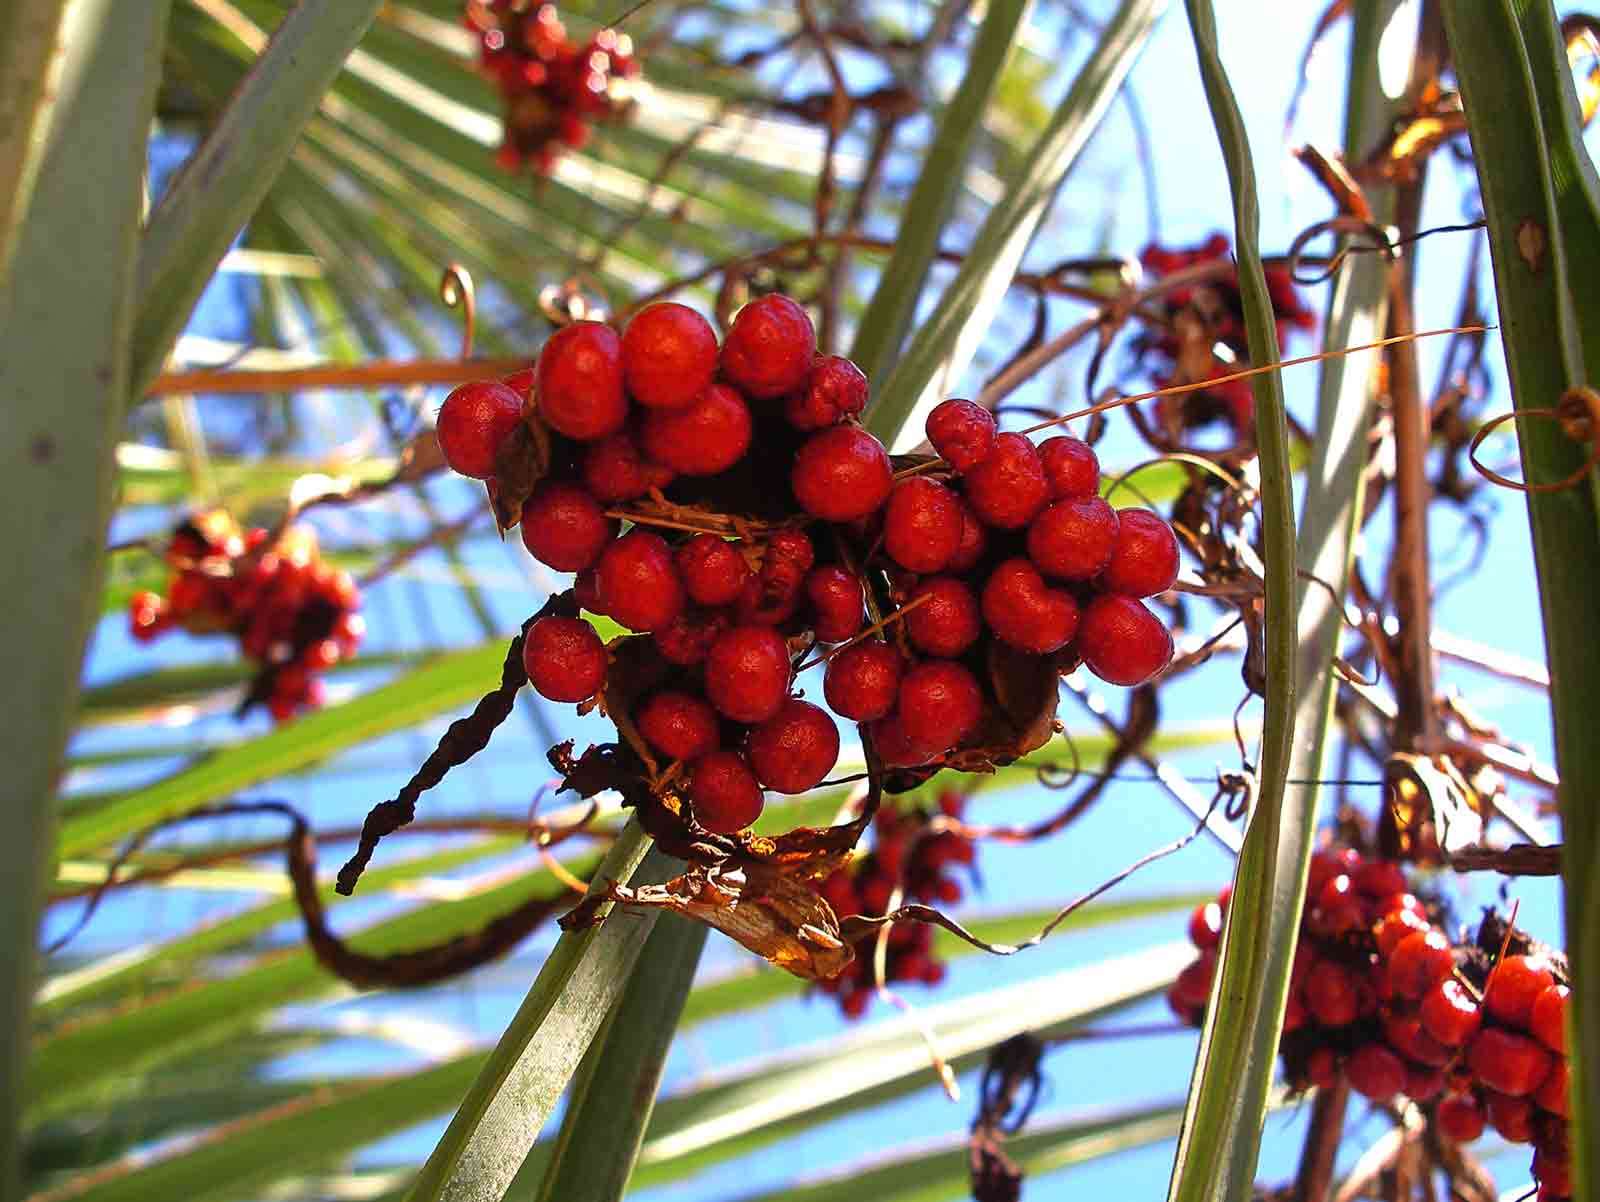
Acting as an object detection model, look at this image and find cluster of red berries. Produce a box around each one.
[464,2,638,175]
[127,512,364,722]
[815,792,975,1018]
[1171,848,1573,1200]
[1135,234,1315,440]
[436,289,1178,837]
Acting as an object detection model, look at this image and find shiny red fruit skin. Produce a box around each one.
[1304,959,1360,1027]
[1436,1092,1486,1142]
[675,534,751,607]
[1375,907,1431,959]
[653,608,727,666]
[1485,954,1555,1028]
[1531,983,1569,1054]
[520,482,618,572]
[963,433,1050,528]
[1027,497,1120,581]
[595,530,684,632]
[688,751,765,833]
[1037,435,1100,500]
[1188,901,1223,950]
[1346,1042,1407,1101]
[501,367,536,400]
[746,698,840,793]
[1420,977,1483,1047]
[946,496,988,572]
[1172,953,1216,1010]
[522,617,606,702]
[786,354,868,430]
[823,641,903,721]
[1100,508,1181,597]
[1485,1090,1535,1142]
[636,690,721,762]
[1534,1146,1573,1196]
[704,624,792,723]
[925,398,996,473]
[790,425,893,521]
[640,383,752,476]
[1309,872,1363,936]
[620,302,718,410]
[1405,1064,1447,1101]
[1468,1027,1555,1097]
[1077,595,1173,686]
[905,577,982,658]
[437,380,524,478]
[1534,1057,1570,1117]
[720,294,816,399]
[536,321,628,441]
[581,428,675,501]
[805,566,864,642]
[896,660,983,754]
[1383,1012,1453,1067]
[981,558,1079,654]
[883,477,963,573]
[1388,928,1456,999]
[1352,859,1407,898]
[869,711,929,767]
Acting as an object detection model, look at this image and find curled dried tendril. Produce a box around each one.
[1467,387,1600,495]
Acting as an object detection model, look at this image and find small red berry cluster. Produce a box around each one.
[1172,848,1573,1200]
[128,512,364,722]
[436,291,1179,837]
[1135,233,1315,439]
[815,791,976,1018]
[464,2,638,175]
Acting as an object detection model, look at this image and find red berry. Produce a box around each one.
[1534,1057,1570,1118]
[1304,959,1360,1027]
[1172,954,1216,1011]
[805,566,864,642]
[1534,1146,1572,1195]
[981,559,1079,654]
[536,321,627,441]
[620,302,718,409]
[574,568,605,614]
[1026,497,1120,581]
[1405,1064,1447,1101]
[1375,907,1431,959]
[580,428,675,501]
[946,496,988,572]
[1077,595,1173,686]
[1388,928,1455,1000]
[720,294,815,399]
[963,433,1049,528]
[675,534,751,607]
[1436,1092,1486,1142]
[688,751,764,833]
[1188,901,1223,950]
[883,477,963,573]
[1383,1012,1452,1067]
[746,699,840,793]
[1531,983,1569,1054]
[896,660,982,754]
[520,482,618,572]
[1304,1047,1339,1090]
[640,382,752,476]
[1346,1043,1407,1101]
[636,690,721,762]
[1485,1090,1535,1142]
[870,711,929,767]
[1468,1028,1554,1097]
[522,616,607,703]
[595,530,684,632]
[1486,955,1555,1029]
[1352,859,1407,898]
[1037,436,1100,500]
[823,641,903,721]
[905,577,982,658]
[704,624,792,723]
[501,367,535,400]
[1100,508,1180,597]
[791,425,893,521]
[437,380,524,478]
[786,354,867,430]
[1420,977,1483,1047]
[1310,873,1364,936]
[654,608,728,666]
[925,399,996,473]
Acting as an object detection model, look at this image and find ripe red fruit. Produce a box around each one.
[1077,594,1173,686]
[1374,907,1431,959]
[1405,1065,1446,1101]
[620,302,718,409]
[1383,1012,1452,1067]
[720,293,816,399]
[1346,1042,1406,1101]
[1172,953,1216,1010]
[1027,497,1120,581]
[791,425,893,521]
[1304,959,1360,1027]
[1303,1047,1339,1090]
[1188,901,1223,950]
[870,711,929,767]
[581,428,675,501]
[905,577,982,657]
[501,366,535,400]
[946,496,987,572]
[805,566,864,642]
[1037,435,1099,500]
[1420,977,1483,1047]
[1534,1146,1573,1196]
[962,433,1049,528]
[595,530,684,632]
[704,624,792,723]
[574,568,605,614]
[786,354,867,430]
[1352,859,1407,898]
[897,660,983,754]
[1535,1057,1570,1118]
[522,616,606,702]
[925,399,996,473]
[1484,1090,1535,1142]
[1530,983,1569,1054]
[746,699,841,793]
[653,608,727,666]
[1436,1092,1486,1142]
[823,641,903,721]
[1485,954,1555,1028]
[536,320,627,441]
[688,751,764,833]
[519,482,618,572]
[981,559,1079,654]
[437,380,524,478]
[1388,928,1455,999]
[640,382,752,476]
[675,534,751,607]
[883,477,963,572]
[1309,872,1363,936]
[1468,1027,1555,1097]
[636,690,721,762]
[1100,508,1181,597]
